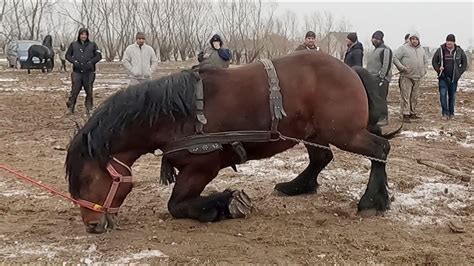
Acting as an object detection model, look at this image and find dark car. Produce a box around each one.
[6,40,42,69]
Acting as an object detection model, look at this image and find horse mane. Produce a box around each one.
[65,70,198,197]
[42,35,52,48]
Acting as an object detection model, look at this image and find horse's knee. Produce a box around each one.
[167,200,184,219]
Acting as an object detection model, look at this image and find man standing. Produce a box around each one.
[58,43,67,72]
[65,28,102,116]
[432,34,468,120]
[198,34,232,70]
[366,30,393,126]
[295,31,320,51]
[343,32,363,67]
[122,32,158,86]
[7,40,18,68]
[393,32,428,123]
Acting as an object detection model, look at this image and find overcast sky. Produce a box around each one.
[274,1,473,48]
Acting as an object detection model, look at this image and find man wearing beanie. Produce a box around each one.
[295,31,320,51]
[122,32,158,86]
[198,34,232,70]
[393,32,428,123]
[366,30,393,126]
[65,28,102,116]
[343,32,363,67]
[432,34,468,120]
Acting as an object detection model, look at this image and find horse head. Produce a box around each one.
[43,35,53,48]
[65,71,198,233]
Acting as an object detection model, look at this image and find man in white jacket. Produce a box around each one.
[122,32,158,85]
[393,32,428,123]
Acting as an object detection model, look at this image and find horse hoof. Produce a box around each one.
[228,190,252,219]
[358,209,377,218]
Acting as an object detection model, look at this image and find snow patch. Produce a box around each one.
[109,250,168,264]
[387,180,471,226]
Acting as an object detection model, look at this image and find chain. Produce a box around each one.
[278,134,388,164]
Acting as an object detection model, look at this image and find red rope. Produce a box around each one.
[0,163,89,210]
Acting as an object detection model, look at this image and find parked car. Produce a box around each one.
[6,40,42,69]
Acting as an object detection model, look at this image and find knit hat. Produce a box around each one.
[136,32,146,39]
[347,32,358,43]
[305,31,316,38]
[446,34,456,42]
[372,30,384,41]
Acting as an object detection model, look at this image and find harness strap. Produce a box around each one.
[260,59,287,132]
[162,130,280,155]
[194,72,207,134]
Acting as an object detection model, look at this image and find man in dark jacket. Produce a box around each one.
[295,31,320,51]
[432,34,468,120]
[65,28,102,115]
[198,34,231,70]
[344,32,363,67]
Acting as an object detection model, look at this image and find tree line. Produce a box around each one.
[0,0,352,64]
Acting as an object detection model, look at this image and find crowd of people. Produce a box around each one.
[29,27,468,122]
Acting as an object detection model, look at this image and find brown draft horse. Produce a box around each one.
[66,51,398,233]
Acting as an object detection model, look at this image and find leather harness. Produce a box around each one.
[162,59,287,161]
[80,59,286,214]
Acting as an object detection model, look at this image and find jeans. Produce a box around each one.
[438,78,457,116]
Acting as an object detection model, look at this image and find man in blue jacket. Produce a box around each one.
[65,28,102,116]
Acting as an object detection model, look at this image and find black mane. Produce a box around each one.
[66,70,198,197]
[42,35,52,48]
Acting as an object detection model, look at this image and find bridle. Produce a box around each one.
[76,157,133,214]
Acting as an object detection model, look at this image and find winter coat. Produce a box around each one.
[344,41,363,67]
[198,45,231,70]
[66,30,102,73]
[295,44,320,51]
[393,42,428,80]
[122,43,158,79]
[366,43,393,82]
[432,44,468,82]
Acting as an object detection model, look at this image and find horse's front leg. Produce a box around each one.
[167,161,252,222]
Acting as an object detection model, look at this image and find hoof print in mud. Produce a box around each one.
[228,190,253,219]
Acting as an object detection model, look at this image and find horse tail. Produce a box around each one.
[352,66,386,126]
[352,66,402,139]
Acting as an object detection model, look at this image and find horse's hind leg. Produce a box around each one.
[274,145,333,196]
[340,130,391,214]
[168,162,252,222]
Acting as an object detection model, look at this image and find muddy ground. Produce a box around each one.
[0,60,472,264]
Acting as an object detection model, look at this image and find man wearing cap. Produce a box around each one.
[343,32,363,67]
[432,34,468,120]
[295,31,320,51]
[198,34,232,70]
[122,32,159,86]
[393,32,428,123]
[366,30,393,126]
[65,28,102,116]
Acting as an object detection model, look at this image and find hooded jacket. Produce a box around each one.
[432,43,467,82]
[393,33,428,79]
[344,41,363,67]
[122,42,158,80]
[66,28,102,73]
[198,34,231,70]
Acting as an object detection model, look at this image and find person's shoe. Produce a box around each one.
[410,114,422,120]
[376,117,389,126]
[442,115,449,121]
[402,115,411,123]
[448,115,455,120]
